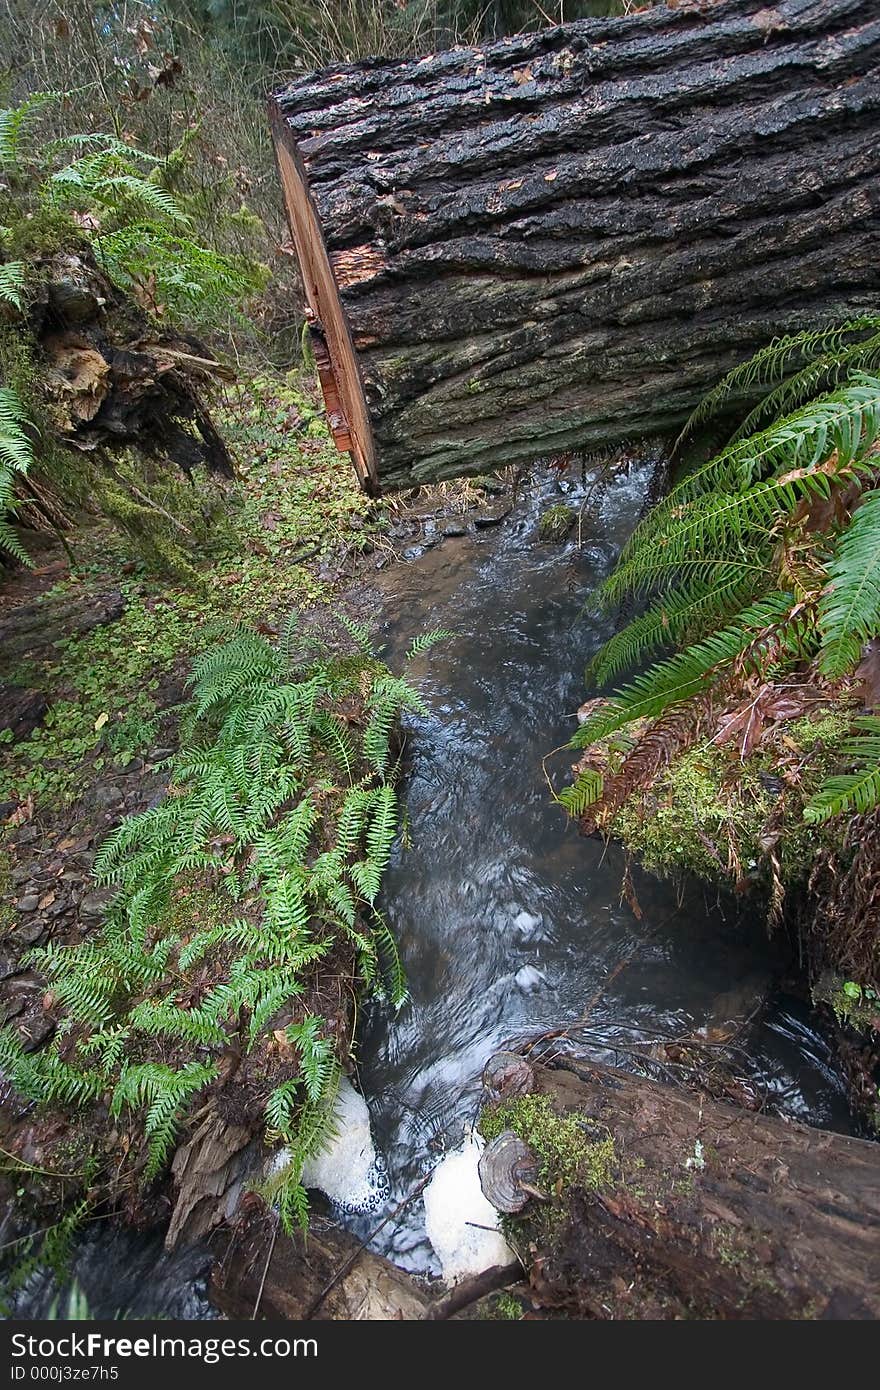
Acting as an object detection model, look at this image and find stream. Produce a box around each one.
[7,461,852,1315]
[343,460,851,1274]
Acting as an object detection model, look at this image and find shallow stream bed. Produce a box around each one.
[7,462,853,1314]
[342,462,851,1274]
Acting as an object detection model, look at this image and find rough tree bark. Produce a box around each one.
[270,0,880,493]
[485,1057,880,1320]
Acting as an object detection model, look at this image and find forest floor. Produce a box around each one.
[0,366,522,1292]
[0,367,502,973]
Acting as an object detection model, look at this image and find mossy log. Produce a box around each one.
[270,0,880,493]
[493,1057,880,1319]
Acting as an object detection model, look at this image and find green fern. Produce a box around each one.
[676,316,880,446]
[573,594,794,749]
[557,768,604,816]
[818,491,880,676]
[111,1061,218,1180]
[587,566,765,685]
[804,718,880,822]
[405,628,454,661]
[0,384,34,564]
[1,617,437,1208]
[569,321,880,835]
[0,93,58,172]
[0,260,26,311]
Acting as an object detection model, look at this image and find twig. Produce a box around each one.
[421,1262,523,1321]
[252,1217,278,1320]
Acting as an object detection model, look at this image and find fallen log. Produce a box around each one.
[270,0,880,493]
[210,1200,428,1320]
[481,1056,880,1319]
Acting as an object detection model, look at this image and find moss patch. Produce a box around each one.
[612,708,850,892]
[480,1092,616,1195]
[538,504,576,543]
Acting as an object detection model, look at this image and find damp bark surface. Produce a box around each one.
[498,1058,880,1320]
[270,0,880,491]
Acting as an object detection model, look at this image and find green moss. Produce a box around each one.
[613,708,849,892]
[614,746,768,881]
[538,504,575,543]
[479,1092,616,1194]
[815,973,880,1031]
[491,1292,524,1320]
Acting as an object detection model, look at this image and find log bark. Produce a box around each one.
[270,0,880,493]
[491,1057,880,1319]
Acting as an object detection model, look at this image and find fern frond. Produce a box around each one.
[588,567,764,685]
[572,594,793,749]
[676,316,880,446]
[405,629,454,661]
[0,92,58,170]
[624,376,880,578]
[557,768,604,815]
[804,717,880,822]
[731,333,880,443]
[818,491,880,676]
[0,260,26,312]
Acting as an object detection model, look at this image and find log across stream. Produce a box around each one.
[270,0,880,491]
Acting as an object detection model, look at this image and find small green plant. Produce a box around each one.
[0,617,448,1230]
[493,1291,524,1320]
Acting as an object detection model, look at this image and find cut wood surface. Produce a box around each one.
[270,0,880,492]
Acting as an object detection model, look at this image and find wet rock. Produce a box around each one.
[13,917,50,947]
[473,509,511,529]
[0,686,49,739]
[19,1014,56,1052]
[79,888,114,919]
[472,476,506,496]
[442,523,467,538]
[0,951,26,982]
[93,785,124,809]
[515,964,546,994]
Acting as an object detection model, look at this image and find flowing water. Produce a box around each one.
[7,461,852,1313]
[343,461,851,1274]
